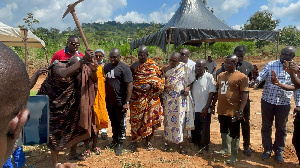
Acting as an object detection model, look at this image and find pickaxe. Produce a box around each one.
[62,0,89,49]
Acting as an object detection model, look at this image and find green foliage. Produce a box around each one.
[19,13,40,33]
[244,10,279,31]
[280,25,300,46]
[244,10,280,48]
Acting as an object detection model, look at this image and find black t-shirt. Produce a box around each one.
[104,62,133,105]
[219,61,254,78]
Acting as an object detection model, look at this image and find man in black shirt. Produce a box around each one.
[216,46,254,156]
[104,48,133,156]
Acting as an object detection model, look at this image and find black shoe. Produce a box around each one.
[105,141,117,149]
[115,143,123,156]
[261,151,271,160]
[275,153,284,163]
[243,147,252,156]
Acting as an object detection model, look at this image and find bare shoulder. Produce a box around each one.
[130,61,141,71]
[162,64,171,73]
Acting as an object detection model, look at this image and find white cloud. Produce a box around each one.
[148,3,177,23]
[0,0,127,30]
[0,3,17,22]
[207,0,250,20]
[232,24,243,30]
[114,3,178,24]
[260,5,269,10]
[115,11,147,23]
[259,0,300,29]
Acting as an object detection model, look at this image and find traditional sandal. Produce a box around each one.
[128,142,138,153]
[146,142,155,151]
[91,147,102,155]
[68,153,87,161]
[161,143,169,152]
[179,145,187,154]
[101,132,108,140]
[83,150,91,157]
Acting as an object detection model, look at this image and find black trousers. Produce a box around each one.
[293,112,300,164]
[218,115,240,139]
[107,104,126,143]
[191,113,211,147]
[241,99,250,148]
[261,99,290,154]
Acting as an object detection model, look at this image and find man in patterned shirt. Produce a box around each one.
[270,60,300,166]
[254,46,295,163]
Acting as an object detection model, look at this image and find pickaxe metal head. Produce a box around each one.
[62,0,84,19]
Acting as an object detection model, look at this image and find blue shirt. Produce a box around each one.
[256,60,293,105]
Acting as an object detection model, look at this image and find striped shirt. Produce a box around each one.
[256,60,293,105]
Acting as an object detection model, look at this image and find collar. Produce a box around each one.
[64,46,80,55]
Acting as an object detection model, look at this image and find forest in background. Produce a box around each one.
[10,10,300,69]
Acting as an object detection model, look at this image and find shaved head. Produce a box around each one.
[138,45,149,63]
[170,52,181,60]
[138,45,148,53]
[0,42,30,120]
[109,48,121,65]
[169,52,181,68]
[0,42,30,165]
[196,59,206,64]
[179,48,190,63]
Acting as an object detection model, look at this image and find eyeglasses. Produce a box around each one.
[69,42,80,47]
[180,52,185,56]
[96,55,103,58]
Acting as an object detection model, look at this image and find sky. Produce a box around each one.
[1,0,300,31]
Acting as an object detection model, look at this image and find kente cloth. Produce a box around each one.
[130,58,164,142]
[80,64,97,135]
[93,65,109,131]
[162,62,195,144]
[37,70,89,151]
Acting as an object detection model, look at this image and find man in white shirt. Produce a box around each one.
[191,59,216,152]
[206,56,217,80]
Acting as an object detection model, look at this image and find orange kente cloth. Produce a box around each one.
[130,58,164,142]
[93,65,109,131]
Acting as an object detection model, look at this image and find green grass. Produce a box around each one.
[30,91,38,96]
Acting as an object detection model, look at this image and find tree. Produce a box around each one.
[18,13,40,33]
[280,26,300,46]
[244,10,279,30]
[244,10,280,48]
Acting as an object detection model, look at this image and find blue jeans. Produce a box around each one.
[261,99,290,154]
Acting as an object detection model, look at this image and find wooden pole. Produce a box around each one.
[21,28,28,70]
[204,42,207,60]
[276,31,280,60]
[166,30,171,63]
[44,47,50,66]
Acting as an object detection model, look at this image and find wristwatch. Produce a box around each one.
[237,110,244,115]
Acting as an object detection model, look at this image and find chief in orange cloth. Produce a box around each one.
[129,45,164,152]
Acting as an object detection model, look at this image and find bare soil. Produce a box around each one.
[25,56,300,168]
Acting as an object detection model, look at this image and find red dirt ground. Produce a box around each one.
[25,56,300,168]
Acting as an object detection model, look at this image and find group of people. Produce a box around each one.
[1,34,300,168]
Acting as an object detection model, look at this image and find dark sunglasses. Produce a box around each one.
[96,55,103,58]
[180,52,185,56]
[69,42,80,47]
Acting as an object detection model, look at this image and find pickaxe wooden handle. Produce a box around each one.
[62,0,89,49]
[63,0,95,62]
[70,10,89,49]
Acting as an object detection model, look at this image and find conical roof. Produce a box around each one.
[163,0,232,30]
